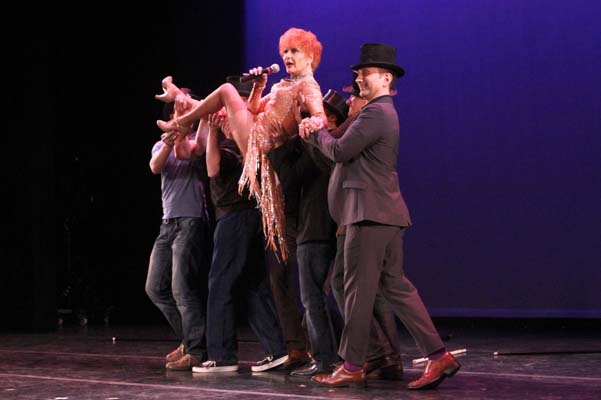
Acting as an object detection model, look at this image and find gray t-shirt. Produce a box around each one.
[152,141,206,219]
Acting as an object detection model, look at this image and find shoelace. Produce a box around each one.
[202,360,217,368]
[257,355,274,364]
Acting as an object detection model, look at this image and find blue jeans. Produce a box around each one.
[207,208,286,363]
[297,241,338,366]
[146,217,211,359]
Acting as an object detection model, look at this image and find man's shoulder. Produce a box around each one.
[220,138,240,152]
[152,140,164,154]
[220,141,243,164]
[366,95,394,108]
[360,97,396,118]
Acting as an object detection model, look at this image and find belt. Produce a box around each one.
[163,216,204,225]
[163,217,184,224]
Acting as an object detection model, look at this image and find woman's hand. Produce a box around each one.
[243,66,268,87]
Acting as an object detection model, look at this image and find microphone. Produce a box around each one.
[239,64,280,83]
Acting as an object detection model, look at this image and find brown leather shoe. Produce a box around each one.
[365,354,403,380]
[165,354,201,371]
[311,364,366,388]
[407,351,460,390]
[283,349,311,370]
[165,343,184,363]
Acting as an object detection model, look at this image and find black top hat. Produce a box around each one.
[226,75,254,97]
[351,43,405,78]
[323,89,349,124]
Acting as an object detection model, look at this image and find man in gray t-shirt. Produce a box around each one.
[146,93,212,371]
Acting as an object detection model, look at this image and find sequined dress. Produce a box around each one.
[239,75,324,262]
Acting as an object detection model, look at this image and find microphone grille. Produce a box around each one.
[270,64,280,73]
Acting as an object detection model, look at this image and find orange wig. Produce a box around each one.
[279,27,323,71]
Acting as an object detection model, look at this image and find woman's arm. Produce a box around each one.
[246,69,270,114]
[302,79,327,121]
[298,79,328,136]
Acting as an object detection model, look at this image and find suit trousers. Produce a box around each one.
[331,234,400,362]
[339,223,444,366]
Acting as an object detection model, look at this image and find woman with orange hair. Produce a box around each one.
[156,27,326,262]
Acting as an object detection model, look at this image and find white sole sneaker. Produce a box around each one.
[251,354,288,372]
[192,361,239,373]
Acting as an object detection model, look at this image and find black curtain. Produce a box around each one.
[7,1,244,331]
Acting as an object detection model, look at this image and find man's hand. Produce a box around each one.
[161,131,180,147]
[208,109,230,136]
[174,94,192,114]
[299,115,324,141]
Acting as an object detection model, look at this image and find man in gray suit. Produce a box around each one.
[302,43,460,389]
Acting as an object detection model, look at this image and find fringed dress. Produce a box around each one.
[239,75,325,263]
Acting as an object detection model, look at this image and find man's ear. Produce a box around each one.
[383,71,393,87]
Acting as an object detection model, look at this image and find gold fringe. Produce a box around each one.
[239,117,288,264]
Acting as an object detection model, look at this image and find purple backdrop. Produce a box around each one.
[244,0,601,317]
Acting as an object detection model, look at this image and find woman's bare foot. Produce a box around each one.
[157,119,176,132]
[155,76,184,103]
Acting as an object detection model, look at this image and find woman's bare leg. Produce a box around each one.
[219,84,253,156]
[157,83,252,156]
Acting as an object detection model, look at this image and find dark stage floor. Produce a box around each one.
[1,319,600,399]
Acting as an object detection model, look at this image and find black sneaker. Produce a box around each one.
[251,354,288,372]
[192,360,239,373]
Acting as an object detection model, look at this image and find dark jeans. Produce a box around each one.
[146,217,210,359]
[266,222,307,352]
[207,208,286,363]
[297,241,338,366]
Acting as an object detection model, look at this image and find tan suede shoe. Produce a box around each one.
[165,354,201,371]
[165,343,184,363]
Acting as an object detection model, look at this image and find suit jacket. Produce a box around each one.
[309,95,412,228]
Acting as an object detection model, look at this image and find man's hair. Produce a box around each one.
[161,87,200,122]
[375,68,396,91]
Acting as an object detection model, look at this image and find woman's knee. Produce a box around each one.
[220,83,245,107]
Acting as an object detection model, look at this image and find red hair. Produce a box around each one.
[279,27,323,71]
